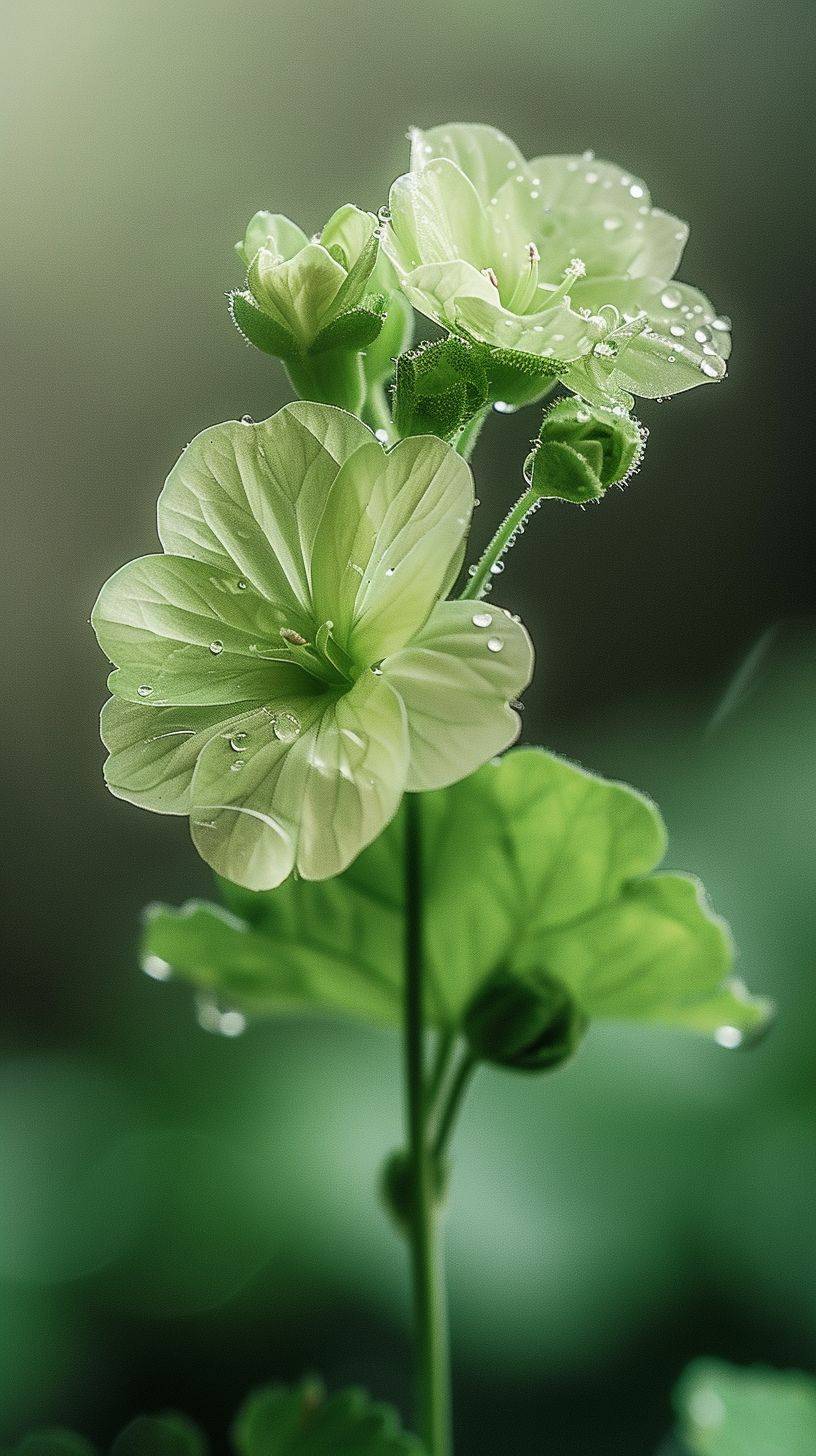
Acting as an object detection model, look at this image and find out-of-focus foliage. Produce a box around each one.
[674,1360,816,1455]
[3,1386,422,1456]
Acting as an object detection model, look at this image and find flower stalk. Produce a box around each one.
[403,793,452,1456]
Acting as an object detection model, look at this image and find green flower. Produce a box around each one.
[231,206,388,410]
[92,403,533,890]
[382,124,731,410]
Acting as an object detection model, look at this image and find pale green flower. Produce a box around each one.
[92,403,533,890]
[235,203,381,352]
[383,124,732,410]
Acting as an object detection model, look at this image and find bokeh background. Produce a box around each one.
[2,1,815,1451]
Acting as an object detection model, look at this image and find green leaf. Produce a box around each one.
[310,301,385,356]
[232,1378,424,1455]
[229,291,298,361]
[392,338,488,440]
[675,1360,816,1455]
[110,1416,206,1456]
[143,748,770,1043]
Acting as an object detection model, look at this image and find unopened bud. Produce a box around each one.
[524,397,645,503]
[463,969,587,1073]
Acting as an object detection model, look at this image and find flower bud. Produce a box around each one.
[523,397,645,503]
[380,1149,449,1232]
[463,969,587,1072]
[230,204,385,362]
[392,337,488,441]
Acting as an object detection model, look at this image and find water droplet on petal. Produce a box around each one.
[209,640,224,655]
[694,326,712,345]
[240,415,254,425]
[711,315,731,332]
[602,216,622,231]
[472,611,493,628]
[229,732,247,751]
[374,428,389,444]
[137,684,153,697]
[669,323,685,338]
[385,566,396,577]
[486,637,503,652]
[660,288,682,309]
[272,712,301,743]
[700,359,722,378]
[629,183,645,199]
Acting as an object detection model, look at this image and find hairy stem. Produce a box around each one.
[404,793,452,1456]
[459,484,539,600]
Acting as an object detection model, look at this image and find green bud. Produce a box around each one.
[463,969,587,1073]
[523,397,645,504]
[233,204,382,361]
[392,337,488,441]
[379,1148,449,1232]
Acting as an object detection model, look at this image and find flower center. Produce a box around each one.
[249,621,354,688]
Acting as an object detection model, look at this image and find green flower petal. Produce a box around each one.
[388,159,490,272]
[189,672,408,889]
[157,404,373,615]
[570,275,732,359]
[455,294,592,360]
[93,554,313,706]
[487,180,688,285]
[100,698,263,814]
[320,203,377,269]
[394,260,497,332]
[613,328,726,397]
[311,435,473,662]
[248,242,345,344]
[410,123,527,202]
[382,599,533,790]
[524,154,654,213]
[238,212,309,270]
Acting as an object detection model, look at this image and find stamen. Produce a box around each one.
[535,256,586,312]
[481,267,499,289]
[507,241,542,315]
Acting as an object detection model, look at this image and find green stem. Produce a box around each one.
[426,1028,457,1109]
[404,794,451,1456]
[431,1053,477,1164]
[362,381,396,439]
[459,483,540,600]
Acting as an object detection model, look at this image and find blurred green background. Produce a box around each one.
[2,0,815,1451]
